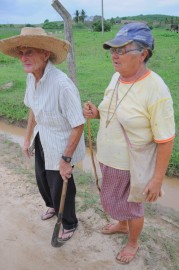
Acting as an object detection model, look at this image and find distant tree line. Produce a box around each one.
[165,17,179,25]
[0,14,178,32]
[123,14,179,24]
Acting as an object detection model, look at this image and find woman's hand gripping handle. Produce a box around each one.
[83,101,100,119]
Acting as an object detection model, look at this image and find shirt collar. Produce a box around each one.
[29,60,54,83]
[39,61,54,83]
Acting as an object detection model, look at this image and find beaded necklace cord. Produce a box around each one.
[106,78,138,128]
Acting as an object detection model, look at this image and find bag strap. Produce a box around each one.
[119,122,132,148]
[119,122,157,150]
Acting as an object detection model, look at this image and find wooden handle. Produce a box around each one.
[87,118,100,192]
[59,181,68,213]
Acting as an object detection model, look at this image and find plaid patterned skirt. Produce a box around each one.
[100,163,144,220]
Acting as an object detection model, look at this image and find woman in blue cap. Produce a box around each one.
[84,23,175,264]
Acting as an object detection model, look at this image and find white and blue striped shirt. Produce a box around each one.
[24,61,86,170]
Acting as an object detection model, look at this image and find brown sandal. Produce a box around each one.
[41,208,56,220]
[57,227,77,244]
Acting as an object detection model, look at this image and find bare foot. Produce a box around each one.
[101,223,129,234]
[116,243,139,264]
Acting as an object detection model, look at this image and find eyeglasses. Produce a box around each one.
[109,47,142,55]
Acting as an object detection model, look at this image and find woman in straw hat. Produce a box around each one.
[83,23,175,264]
[0,27,86,243]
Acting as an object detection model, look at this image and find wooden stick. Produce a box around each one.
[87,119,100,192]
[87,118,109,222]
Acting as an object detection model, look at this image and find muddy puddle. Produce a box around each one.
[0,120,178,212]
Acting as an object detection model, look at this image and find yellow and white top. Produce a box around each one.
[96,71,175,170]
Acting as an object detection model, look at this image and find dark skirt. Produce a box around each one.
[100,163,144,220]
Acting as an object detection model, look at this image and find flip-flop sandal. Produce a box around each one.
[101,223,129,235]
[116,246,139,264]
[57,227,77,244]
[41,208,56,220]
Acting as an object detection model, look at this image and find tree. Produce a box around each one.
[80,9,86,23]
[93,15,102,22]
[115,17,121,24]
[110,18,115,25]
[74,10,79,24]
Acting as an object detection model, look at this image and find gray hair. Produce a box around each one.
[133,41,153,63]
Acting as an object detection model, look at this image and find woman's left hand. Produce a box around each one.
[143,178,163,202]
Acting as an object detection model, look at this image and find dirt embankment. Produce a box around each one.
[0,133,179,270]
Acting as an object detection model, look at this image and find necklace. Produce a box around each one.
[106,77,138,128]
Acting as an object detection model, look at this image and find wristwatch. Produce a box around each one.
[61,155,72,163]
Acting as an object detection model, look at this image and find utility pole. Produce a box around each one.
[101,0,104,35]
[51,0,77,86]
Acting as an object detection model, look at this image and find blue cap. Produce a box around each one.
[103,22,154,50]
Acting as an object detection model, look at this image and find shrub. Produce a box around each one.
[92,20,111,32]
[43,22,59,29]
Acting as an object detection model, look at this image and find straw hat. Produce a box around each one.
[0,27,71,64]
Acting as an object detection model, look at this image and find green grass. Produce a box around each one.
[0,25,179,176]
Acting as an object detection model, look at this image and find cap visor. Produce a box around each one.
[103,38,133,49]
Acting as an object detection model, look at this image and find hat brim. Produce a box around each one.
[0,35,70,64]
[103,37,133,50]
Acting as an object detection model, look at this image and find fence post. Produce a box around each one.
[51,0,77,86]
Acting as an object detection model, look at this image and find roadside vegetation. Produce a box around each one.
[0,19,179,176]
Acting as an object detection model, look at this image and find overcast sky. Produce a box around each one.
[0,0,178,24]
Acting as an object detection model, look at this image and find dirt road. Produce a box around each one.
[0,134,179,270]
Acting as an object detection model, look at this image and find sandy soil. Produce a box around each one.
[0,133,179,270]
